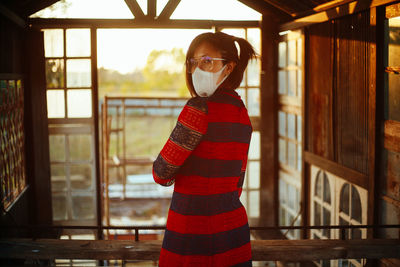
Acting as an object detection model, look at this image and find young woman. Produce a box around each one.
[153,31,257,267]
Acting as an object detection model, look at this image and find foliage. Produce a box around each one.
[98,48,190,98]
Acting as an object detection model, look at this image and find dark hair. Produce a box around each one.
[185,31,257,96]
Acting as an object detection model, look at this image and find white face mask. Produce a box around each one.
[192,65,228,97]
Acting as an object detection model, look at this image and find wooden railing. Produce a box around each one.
[0,238,399,262]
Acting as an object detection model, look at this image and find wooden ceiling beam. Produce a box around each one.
[157,0,181,21]
[261,0,310,17]
[238,0,292,22]
[22,0,60,17]
[147,0,156,18]
[124,0,145,20]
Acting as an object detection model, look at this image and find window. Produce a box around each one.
[278,30,303,239]
[44,28,97,224]
[0,78,27,211]
[221,28,261,222]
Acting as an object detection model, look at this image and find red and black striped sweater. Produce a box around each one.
[153,88,252,267]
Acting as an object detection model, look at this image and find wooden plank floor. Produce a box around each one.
[0,239,399,261]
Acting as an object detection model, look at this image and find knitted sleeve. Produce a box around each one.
[152,97,208,186]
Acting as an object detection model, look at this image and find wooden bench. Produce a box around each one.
[0,239,399,261]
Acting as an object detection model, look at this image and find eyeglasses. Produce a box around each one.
[186,56,226,73]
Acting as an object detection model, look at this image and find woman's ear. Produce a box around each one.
[225,62,236,75]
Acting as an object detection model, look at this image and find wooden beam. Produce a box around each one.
[124,0,145,20]
[304,151,368,189]
[0,239,399,261]
[157,0,181,21]
[147,0,156,18]
[261,0,311,17]
[23,0,60,17]
[28,18,260,29]
[237,0,292,22]
[0,3,26,27]
[280,0,399,31]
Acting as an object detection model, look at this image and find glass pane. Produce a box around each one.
[249,191,260,217]
[236,88,246,103]
[323,173,331,204]
[297,70,302,97]
[297,38,302,66]
[279,178,286,204]
[279,207,286,225]
[247,88,260,116]
[279,111,286,137]
[279,138,286,164]
[240,191,247,210]
[388,74,400,121]
[47,90,65,118]
[247,28,261,55]
[70,164,92,190]
[69,134,92,161]
[288,70,296,96]
[288,40,296,66]
[351,186,362,222]
[322,207,331,238]
[72,196,95,220]
[340,184,350,215]
[287,113,295,139]
[297,115,302,141]
[314,202,321,225]
[66,29,90,57]
[49,134,65,161]
[249,131,260,160]
[297,144,302,171]
[67,89,92,118]
[315,171,322,198]
[388,16,400,66]
[44,29,64,57]
[51,164,66,191]
[279,42,287,68]
[288,142,296,169]
[66,59,91,88]
[288,184,296,210]
[52,194,68,221]
[248,161,260,189]
[278,71,286,95]
[46,59,64,88]
[247,59,260,86]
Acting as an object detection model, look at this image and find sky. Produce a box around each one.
[32,0,261,74]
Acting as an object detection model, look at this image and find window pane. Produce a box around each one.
[52,194,68,221]
[279,178,286,204]
[288,70,296,96]
[247,28,260,55]
[51,164,66,191]
[278,70,286,95]
[72,196,95,220]
[249,191,259,217]
[279,42,287,68]
[297,144,302,171]
[297,69,302,97]
[249,131,260,160]
[240,191,247,209]
[46,59,64,88]
[49,134,65,161]
[288,141,296,169]
[44,29,64,57]
[66,29,90,57]
[279,138,286,164]
[388,74,400,121]
[314,202,321,225]
[340,184,350,215]
[315,171,322,198]
[323,207,331,238]
[70,164,93,190]
[247,88,260,116]
[69,134,92,161]
[388,16,400,66]
[287,113,295,139]
[47,90,65,118]
[323,173,331,204]
[288,40,296,66]
[248,59,260,87]
[66,59,91,88]
[248,161,260,189]
[67,89,92,118]
[297,38,302,66]
[351,186,362,223]
[279,111,286,137]
[288,184,296,209]
[236,88,246,103]
[297,115,302,141]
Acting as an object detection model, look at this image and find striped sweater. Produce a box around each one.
[153,88,252,267]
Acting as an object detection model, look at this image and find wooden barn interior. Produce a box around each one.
[1,0,400,266]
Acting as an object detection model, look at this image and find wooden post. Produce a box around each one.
[259,16,279,228]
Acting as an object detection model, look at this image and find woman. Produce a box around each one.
[153,31,256,267]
